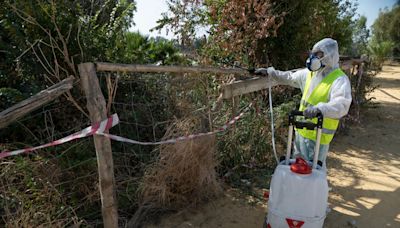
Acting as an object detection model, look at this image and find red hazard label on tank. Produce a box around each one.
[286,218,305,228]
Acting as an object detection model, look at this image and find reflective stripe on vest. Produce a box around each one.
[296,68,345,145]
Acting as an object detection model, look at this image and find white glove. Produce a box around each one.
[303,106,322,119]
[254,67,276,76]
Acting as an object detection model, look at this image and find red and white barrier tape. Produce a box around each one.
[97,100,255,145]
[0,114,119,159]
[1,99,256,158]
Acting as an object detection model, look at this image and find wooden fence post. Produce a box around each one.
[78,63,118,228]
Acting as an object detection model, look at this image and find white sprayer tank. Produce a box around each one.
[266,161,329,228]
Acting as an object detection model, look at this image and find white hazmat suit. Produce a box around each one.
[257,38,352,165]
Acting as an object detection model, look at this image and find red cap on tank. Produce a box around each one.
[290,157,312,174]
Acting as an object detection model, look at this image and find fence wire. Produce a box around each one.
[97,71,235,148]
[0,89,102,226]
[0,67,299,226]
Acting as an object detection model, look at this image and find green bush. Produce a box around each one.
[0,88,24,110]
[368,40,395,69]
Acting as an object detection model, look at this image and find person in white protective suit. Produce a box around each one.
[255,38,352,166]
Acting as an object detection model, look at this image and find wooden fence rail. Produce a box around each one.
[96,62,249,75]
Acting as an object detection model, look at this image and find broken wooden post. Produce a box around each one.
[221,77,275,99]
[0,76,74,129]
[78,63,118,228]
[221,58,364,99]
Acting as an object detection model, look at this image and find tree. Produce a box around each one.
[121,32,186,65]
[370,4,400,57]
[264,0,356,68]
[155,0,357,69]
[368,39,395,69]
[349,15,370,57]
[153,0,208,49]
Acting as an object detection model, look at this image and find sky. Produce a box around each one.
[130,0,172,38]
[356,0,397,28]
[130,0,398,39]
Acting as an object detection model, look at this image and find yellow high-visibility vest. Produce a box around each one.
[297,68,345,145]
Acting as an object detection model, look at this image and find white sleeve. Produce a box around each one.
[315,75,352,119]
[270,68,309,91]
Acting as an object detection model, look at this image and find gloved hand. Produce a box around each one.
[254,67,276,77]
[303,106,322,119]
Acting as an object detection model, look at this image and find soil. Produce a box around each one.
[146,65,400,228]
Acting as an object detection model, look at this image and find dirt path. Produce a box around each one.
[147,65,400,228]
[325,65,400,227]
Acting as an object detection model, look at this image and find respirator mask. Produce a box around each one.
[306,52,325,72]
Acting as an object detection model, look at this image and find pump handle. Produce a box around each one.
[289,110,323,130]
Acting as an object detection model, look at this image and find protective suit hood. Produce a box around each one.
[311,38,340,69]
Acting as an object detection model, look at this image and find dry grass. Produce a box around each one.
[129,118,222,227]
[0,157,83,227]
